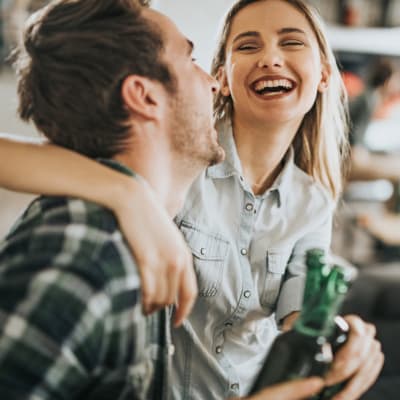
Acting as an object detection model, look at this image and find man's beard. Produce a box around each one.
[168,98,224,168]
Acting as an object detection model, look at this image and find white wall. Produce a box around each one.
[154,0,234,71]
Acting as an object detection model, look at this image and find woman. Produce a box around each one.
[0,0,382,398]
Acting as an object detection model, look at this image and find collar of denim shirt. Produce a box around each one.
[207,119,294,209]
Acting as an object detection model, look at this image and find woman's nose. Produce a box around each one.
[257,48,283,69]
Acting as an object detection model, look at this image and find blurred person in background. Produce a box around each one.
[340,58,400,400]
[346,58,400,248]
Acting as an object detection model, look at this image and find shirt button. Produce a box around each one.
[231,383,240,391]
[244,290,251,298]
[216,346,223,354]
[240,248,248,256]
[200,248,206,255]
[245,203,254,212]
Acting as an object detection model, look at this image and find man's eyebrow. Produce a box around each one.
[278,27,306,35]
[232,31,260,44]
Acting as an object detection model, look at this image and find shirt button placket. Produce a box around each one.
[245,203,254,212]
[231,383,240,392]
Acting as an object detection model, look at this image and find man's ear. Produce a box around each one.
[216,66,230,97]
[318,62,331,93]
[121,75,163,120]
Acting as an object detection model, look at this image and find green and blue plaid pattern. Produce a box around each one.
[0,161,170,400]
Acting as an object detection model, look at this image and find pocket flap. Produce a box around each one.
[180,221,229,261]
[266,249,290,274]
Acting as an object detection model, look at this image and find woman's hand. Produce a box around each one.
[234,377,324,400]
[0,136,198,326]
[324,314,384,400]
[112,178,197,327]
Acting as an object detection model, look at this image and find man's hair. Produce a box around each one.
[15,0,174,158]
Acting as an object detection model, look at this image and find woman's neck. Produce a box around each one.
[232,115,299,195]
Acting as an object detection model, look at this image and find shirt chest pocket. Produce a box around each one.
[180,221,229,297]
[260,248,292,308]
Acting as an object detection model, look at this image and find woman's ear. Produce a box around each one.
[318,62,331,93]
[216,66,230,97]
[121,75,163,120]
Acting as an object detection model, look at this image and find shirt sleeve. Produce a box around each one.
[275,212,334,324]
[0,266,110,400]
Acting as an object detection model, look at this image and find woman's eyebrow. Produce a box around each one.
[277,27,306,35]
[232,31,260,44]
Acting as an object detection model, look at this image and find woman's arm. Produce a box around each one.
[0,135,196,326]
[0,134,137,204]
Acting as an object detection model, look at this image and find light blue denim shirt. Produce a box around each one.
[172,121,335,399]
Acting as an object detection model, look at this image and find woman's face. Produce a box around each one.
[220,0,329,127]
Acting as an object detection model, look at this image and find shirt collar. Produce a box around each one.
[206,119,295,208]
[207,119,243,179]
[268,147,294,208]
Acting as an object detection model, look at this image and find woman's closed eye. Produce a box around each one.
[237,43,260,51]
[281,39,305,47]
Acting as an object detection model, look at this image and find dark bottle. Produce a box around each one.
[318,316,350,399]
[249,249,355,395]
[391,180,400,214]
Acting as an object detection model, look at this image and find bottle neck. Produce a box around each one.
[294,268,348,338]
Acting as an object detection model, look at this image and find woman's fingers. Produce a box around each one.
[115,180,197,322]
[241,377,324,400]
[331,340,384,400]
[325,315,383,400]
[174,256,198,327]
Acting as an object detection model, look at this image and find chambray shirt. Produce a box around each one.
[172,122,335,399]
[0,161,172,400]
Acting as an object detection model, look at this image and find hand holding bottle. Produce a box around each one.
[232,377,324,400]
[323,314,384,400]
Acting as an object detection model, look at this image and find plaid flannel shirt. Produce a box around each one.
[0,160,171,400]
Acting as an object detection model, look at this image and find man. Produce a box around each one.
[0,0,325,399]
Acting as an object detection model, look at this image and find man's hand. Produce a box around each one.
[324,315,384,400]
[232,377,324,400]
[114,178,197,327]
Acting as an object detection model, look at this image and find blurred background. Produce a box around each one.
[1,0,400,397]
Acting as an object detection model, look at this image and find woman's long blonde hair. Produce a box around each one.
[211,0,349,200]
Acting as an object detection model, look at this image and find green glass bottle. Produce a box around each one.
[249,249,355,396]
